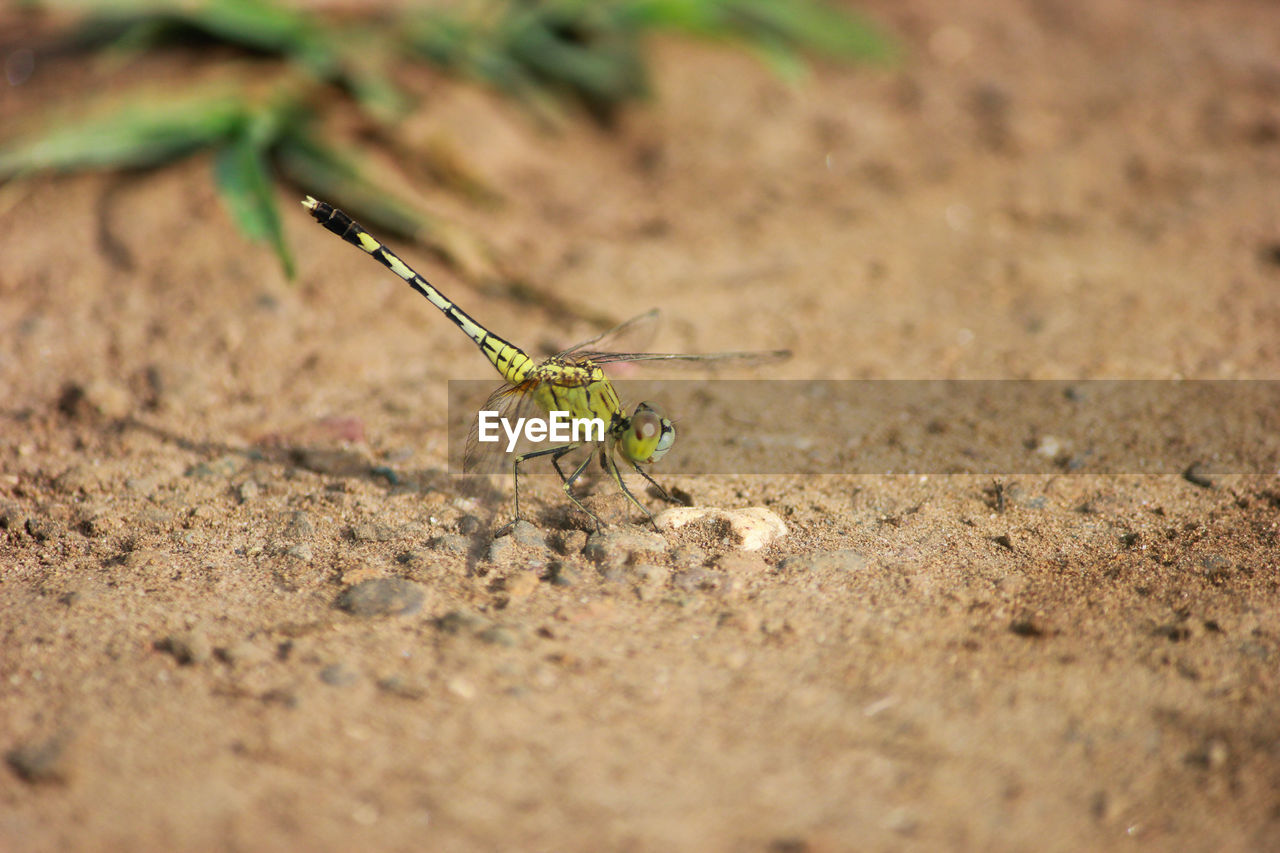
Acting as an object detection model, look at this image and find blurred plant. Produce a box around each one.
[1,0,892,299]
[410,0,893,119]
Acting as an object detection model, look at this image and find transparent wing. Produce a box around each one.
[555,308,661,359]
[556,308,790,371]
[464,374,613,474]
[463,382,539,474]
[579,348,792,369]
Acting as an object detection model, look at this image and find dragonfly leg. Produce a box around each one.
[561,449,604,530]
[632,462,681,506]
[510,443,568,528]
[549,446,577,485]
[509,442,603,530]
[602,450,657,528]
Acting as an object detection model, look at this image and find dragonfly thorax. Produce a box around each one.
[528,359,623,424]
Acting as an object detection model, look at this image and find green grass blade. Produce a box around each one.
[178,0,321,55]
[279,132,615,325]
[213,123,294,278]
[275,132,497,283]
[276,134,431,240]
[50,0,330,60]
[626,0,894,63]
[52,0,405,120]
[500,7,647,104]
[731,0,895,62]
[405,0,891,116]
[0,92,246,178]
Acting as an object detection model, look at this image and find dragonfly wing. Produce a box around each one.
[464,382,537,474]
[556,308,661,358]
[464,374,600,479]
[559,310,790,372]
[580,348,792,369]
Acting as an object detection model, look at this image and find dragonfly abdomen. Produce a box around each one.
[304,197,532,385]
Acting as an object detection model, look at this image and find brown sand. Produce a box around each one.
[2,1,1278,850]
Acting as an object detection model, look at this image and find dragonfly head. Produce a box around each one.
[619,401,675,464]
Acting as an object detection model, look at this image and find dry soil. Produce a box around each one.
[2,1,1279,851]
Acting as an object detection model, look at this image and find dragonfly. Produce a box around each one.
[303,196,788,530]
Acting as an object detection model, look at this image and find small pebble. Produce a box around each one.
[1010,616,1048,638]
[477,625,519,647]
[502,571,539,600]
[447,677,476,700]
[260,688,298,708]
[137,507,170,525]
[1199,554,1232,582]
[53,465,97,493]
[285,511,315,539]
[435,609,490,635]
[350,522,397,543]
[582,528,667,568]
[632,564,669,601]
[397,550,440,572]
[377,675,426,700]
[553,529,589,556]
[124,476,157,495]
[319,663,360,687]
[1033,435,1063,458]
[714,552,769,574]
[316,415,365,443]
[884,806,921,835]
[158,630,213,665]
[216,640,271,667]
[86,379,133,418]
[293,448,365,476]
[672,567,709,592]
[487,536,517,563]
[58,379,132,420]
[285,544,313,562]
[547,561,579,587]
[76,510,115,537]
[1153,622,1190,642]
[185,455,243,479]
[655,507,787,551]
[777,549,869,574]
[599,566,627,586]
[122,548,168,575]
[236,480,261,503]
[6,734,74,785]
[670,544,709,568]
[717,609,762,633]
[429,534,471,555]
[1183,462,1214,489]
[511,520,548,549]
[24,517,60,542]
[336,578,425,618]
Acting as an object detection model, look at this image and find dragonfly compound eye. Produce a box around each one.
[624,402,676,464]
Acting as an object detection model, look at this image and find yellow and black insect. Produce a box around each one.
[304,197,786,529]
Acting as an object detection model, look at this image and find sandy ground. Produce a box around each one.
[3,0,1279,850]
